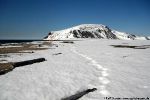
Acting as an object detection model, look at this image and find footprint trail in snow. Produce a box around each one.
[71,46,111,97]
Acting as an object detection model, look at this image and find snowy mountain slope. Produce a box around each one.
[111,30,148,40]
[44,24,149,40]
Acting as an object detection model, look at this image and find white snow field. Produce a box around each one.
[0,39,150,100]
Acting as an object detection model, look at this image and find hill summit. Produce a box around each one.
[44,24,149,40]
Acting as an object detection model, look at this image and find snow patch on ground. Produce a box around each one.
[71,46,110,96]
[0,39,150,100]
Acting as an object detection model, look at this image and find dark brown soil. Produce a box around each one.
[0,42,52,54]
[61,88,97,100]
[110,45,150,49]
[0,58,46,75]
[60,41,74,44]
[0,42,50,75]
[0,63,14,75]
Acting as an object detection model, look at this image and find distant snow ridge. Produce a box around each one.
[44,24,149,40]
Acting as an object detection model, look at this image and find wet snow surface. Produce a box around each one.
[0,39,150,100]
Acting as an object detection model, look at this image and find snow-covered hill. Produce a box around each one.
[44,24,149,40]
